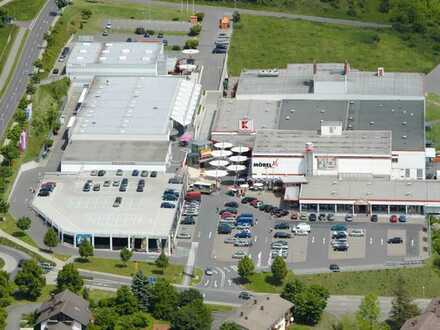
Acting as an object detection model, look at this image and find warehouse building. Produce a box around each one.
[66,41,176,83]
[62,75,201,172]
[32,172,184,254]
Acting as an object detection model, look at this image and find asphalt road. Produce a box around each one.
[0,245,30,277]
[0,0,58,140]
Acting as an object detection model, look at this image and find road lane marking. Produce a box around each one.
[380,238,384,245]
[204,280,209,286]
[217,267,226,288]
[411,239,414,247]
[322,237,326,245]
[197,231,201,238]
[312,236,315,243]
[214,280,217,288]
[257,251,262,268]
[228,279,232,286]
[369,237,373,245]
[254,235,258,242]
[208,232,212,239]
[224,267,231,273]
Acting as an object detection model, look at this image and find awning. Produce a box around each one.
[281,176,308,184]
[171,80,202,126]
[284,186,300,201]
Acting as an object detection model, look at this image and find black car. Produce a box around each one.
[238,291,253,300]
[329,264,340,272]
[136,186,144,192]
[157,32,164,38]
[138,179,145,187]
[241,197,256,204]
[82,184,91,192]
[264,205,274,213]
[274,209,289,217]
[119,185,127,192]
[181,217,195,225]
[225,201,239,208]
[388,237,403,244]
[38,190,50,197]
[132,169,139,176]
[52,68,59,75]
[309,213,317,221]
[274,222,290,230]
[126,37,133,42]
[327,213,335,221]
[273,231,291,239]
[371,214,378,222]
[98,170,106,176]
[318,213,326,221]
[163,194,178,201]
[150,171,157,177]
[212,47,227,54]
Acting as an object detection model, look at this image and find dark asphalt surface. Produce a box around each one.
[0,0,58,140]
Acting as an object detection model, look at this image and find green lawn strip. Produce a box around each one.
[12,284,56,305]
[73,257,184,283]
[427,93,440,122]
[0,213,37,248]
[245,264,440,298]
[191,267,203,286]
[288,313,338,330]
[228,15,439,76]
[0,237,54,265]
[0,29,28,100]
[0,25,18,77]
[0,257,4,270]
[206,303,235,313]
[41,0,189,77]
[427,126,440,150]
[160,0,391,23]
[2,0,46,21]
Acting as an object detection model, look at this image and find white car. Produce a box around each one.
[176,233,191,239]
[292,223,311,234]
[232,251,247,259]
[350,229,365,237]
[224,237,236,244]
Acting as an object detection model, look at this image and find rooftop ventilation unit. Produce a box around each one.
[369,121,375,126]
[402,135,407,139]
[402,121,407,126]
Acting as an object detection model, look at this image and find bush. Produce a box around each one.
[135,27,145,35]
[171,45,181,51]
[232,11,240,23]
[189,24,202,36]
[195,12,204,22]
[45,139,54,148]
[172,17,179,21]
[433,256,440,270]
[146,29,155,35]
[184,38,199,49]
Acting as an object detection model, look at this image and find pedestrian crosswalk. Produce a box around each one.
[200,265,238,289]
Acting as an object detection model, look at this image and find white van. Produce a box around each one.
[292,223,311,234]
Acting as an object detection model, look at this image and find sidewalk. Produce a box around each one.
[0,0,14,7]
[0,26,26,93]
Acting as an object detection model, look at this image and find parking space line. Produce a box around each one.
[214,280,217,288]
[369,237,373,245]
[224,267,231,273]
[228,279,232,286]
[322,237,326,245]
[204,280,209,286]
[411,239,414,247]
[198,231,201,238]
[208,232,212,239]
[380,238,384,245]
[312,236,315,243]
[254,235,258,242]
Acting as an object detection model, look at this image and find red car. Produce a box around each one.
[221,212,235,219]
[390,215,398,223]
[250,199,261,208]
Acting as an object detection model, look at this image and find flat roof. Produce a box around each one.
[236,63,425,97]
[68,41,163,66]
[72,76,181,140]
[62,140,169,164]
[32,172,181,237]
[253,129,392,155]
[279,99,425,151]
[300,176,440,203]
[212,99,280,132]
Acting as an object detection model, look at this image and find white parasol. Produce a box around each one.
[214,142,234,149]
[231,146,250,153]
[209,159,230,167]
[211,150,233,158]
[226,164,246,172]
[254,182,264,187]
[229,155,248,162]
[204,170,228,178]
[182,49,200,55]
[179,64,197,71]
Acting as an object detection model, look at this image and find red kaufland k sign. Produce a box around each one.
[238,118,253,132]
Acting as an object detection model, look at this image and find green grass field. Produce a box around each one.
[73,256,184,284]
[0,25,18,76]
[246,262,440,298]
[427,93,440,122]
[162,0,391,23]
[2,0,46,21]
[228,15,439,76]
[0,213,37,247]
[41,0,188,77]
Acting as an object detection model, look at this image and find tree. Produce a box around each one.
[195,12,204,22]
[171,301,212,330]
[271,256,288,284]
[184,38,199,49]
[220,322,242,330]
[82,287,90,301]
[150,278,179,320]
[135,27,145,35]
[232,10,240,22]
[237,256,255,282]
[178,288,203,307]
[189,24,202,36]
[0,198,9,214]
[113,285,138,315]
[43,228,59,251]
[155,250,169,270]
[78,239,94,261]
[16,217,31,233]
[389,276,420,329]
[119,247,133,266]
[131,270,153,312]
[14,260,45,300]
[55,0,69,9]
[357,293,381,329]
[94,307,118,329]
[0,271,12,307]
[56,264,83,293]
[115,311,150,329]
[432,238,440,255]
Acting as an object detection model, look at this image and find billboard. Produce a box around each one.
[317,157,337,170]
[252,157,303,177]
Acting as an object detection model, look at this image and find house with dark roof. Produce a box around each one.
[401,298,440,330]
[36,290,92,330]
[223,295,294,330]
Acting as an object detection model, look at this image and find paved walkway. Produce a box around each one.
[6,303,40,330]
[0,27,26,93]
[0,251,17,273]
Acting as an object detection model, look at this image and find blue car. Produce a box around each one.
[234,231,252,239]
[161,202,175,208]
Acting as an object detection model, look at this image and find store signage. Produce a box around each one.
[317,157,337,170]
[238,118,254,132]
[253,159,279,168]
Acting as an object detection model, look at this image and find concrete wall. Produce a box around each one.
[391,151,425,180]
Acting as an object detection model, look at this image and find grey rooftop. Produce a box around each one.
[253,129,392,156]
[300,176,440,203]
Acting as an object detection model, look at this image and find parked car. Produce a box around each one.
[291,223,311,234]
[274,222,290,230]
[113,197,122,207]
[329,264,340,272]
[103,180,111,187]
[350,229,365,237]
[333,244,348,251]
[116,169,123,176]
[98,170,106,176]
[141,170,149,177]
[318,213,326,221]
[132,169,139,176]
[38,190,50,197]
[388,237,403,244]
[234,231,252,239]
[299,213,308,221]
[271,240,288,248]
[82,183,91,192]
[218,224,233,234]
[332,231,348,239]
[309,213,317,222]
[273,231,291,239]
[212,47,227,54]
[232,251,247,259]
[177,233,191,239]
[234,239,252,247]
[331,224,347,232]
[136,186,144,192]
[161,202,175,208]
[220,208,238,215]
[225,201,239,208]
[238,291,253,300]
[205,268,213,276]
[52,68,59,75]
[326,213,335,221]
[345,214,353,222]
[157,32,164,38]
[93,184,100,191]
[250,199,261,207]
[150,171,157,177]
[273,209,289,217]
[224,237,236,244]
[90,170,98,176]
[290,212,299,220]
[119,185,127,192]
[390,215,398,223]
[241,197,257,204]
[112,180,120,187]
[371,214,378,222]
[399,215,407,223]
